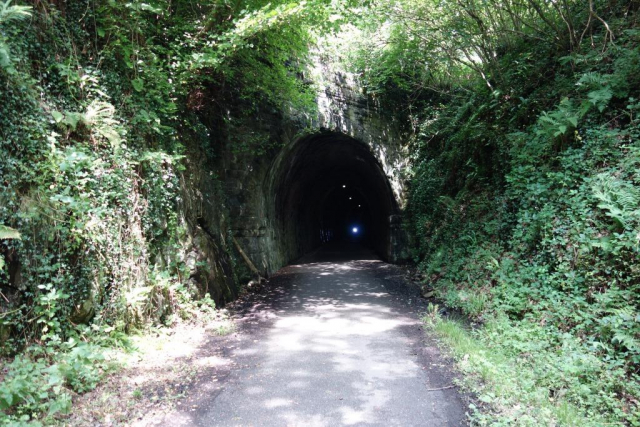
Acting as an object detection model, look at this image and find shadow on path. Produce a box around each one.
[160,243,468,427]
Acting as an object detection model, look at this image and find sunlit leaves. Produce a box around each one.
[0,1,31,74]
[0,225,20,240]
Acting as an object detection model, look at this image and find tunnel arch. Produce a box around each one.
[266,131,400,263]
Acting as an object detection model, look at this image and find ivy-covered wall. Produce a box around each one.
[0,0,304,348]
[0,0,409,354]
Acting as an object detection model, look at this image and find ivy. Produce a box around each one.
[338,0,640,424]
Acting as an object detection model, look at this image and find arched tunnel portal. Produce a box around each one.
[268,131,400,263]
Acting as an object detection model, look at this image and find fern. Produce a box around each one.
[0,0,31,24]
[576,71,609,89]
[587,88,613,112]
[591,173,640,229]
[52,101,123,148]
[537,98,580,138]
[0,1,31,73]
[0,224,20,240]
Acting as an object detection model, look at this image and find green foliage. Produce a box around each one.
[1,0,638,424]
[0,0,30,74]
[536,98,582,139]
[0,334,116,425]
[0,226,20,240]
[341,0,640,424]
[1,355,72,423]
[427,313,636,427]
[0,0,325,348]
[0,0,335,421]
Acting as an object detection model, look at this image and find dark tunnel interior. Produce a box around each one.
[272,132,397,262]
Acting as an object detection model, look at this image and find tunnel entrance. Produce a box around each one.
[269,131,399,263]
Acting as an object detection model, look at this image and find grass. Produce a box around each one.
[210,321,236,336]
[58,316,236,426]
[423,307,618,427]
[0,311,236,426]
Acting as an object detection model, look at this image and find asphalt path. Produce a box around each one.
[164,242,468,426]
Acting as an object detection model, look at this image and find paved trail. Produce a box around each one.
[165,243,467,426]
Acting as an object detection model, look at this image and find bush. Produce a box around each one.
[0,340,110,425]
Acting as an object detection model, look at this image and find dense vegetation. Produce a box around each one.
[339,0,640,424]
[0,0,320,423]
[1,0,639,425]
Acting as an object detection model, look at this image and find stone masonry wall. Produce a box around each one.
[183,61,412,299]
